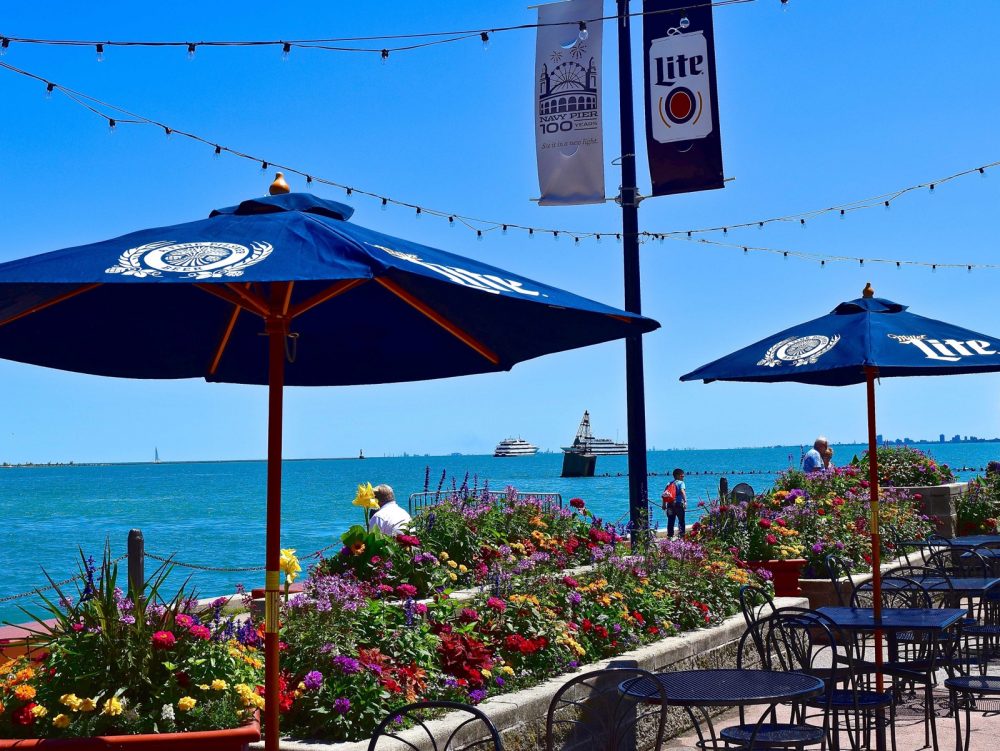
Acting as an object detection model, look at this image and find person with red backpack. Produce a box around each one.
[660,468,687,538]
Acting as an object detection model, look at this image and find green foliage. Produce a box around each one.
[958,471,1000,534]
[853,445,955,487]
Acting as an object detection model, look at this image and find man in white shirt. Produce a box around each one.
[368,484,412,536]
[802,437,828,473]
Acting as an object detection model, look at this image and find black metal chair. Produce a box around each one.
[824,554,857,607]
[730,482,756,504]
[368,701,503,751]
[546,667,669,751]
[943,674,1000,751]
[726,607,893,750]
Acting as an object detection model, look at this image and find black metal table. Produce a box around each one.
[816,606,967,632]
[881,576,1000,596]
[620,669,825,750]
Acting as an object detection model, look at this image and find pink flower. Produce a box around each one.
[152,630,176,649]
[486,597,507,612]
[396,534,422,548]
[175,614,193,629]
[765,534,778,545]
[759,519,772,529]
[395,584,418,599]
[562,576,579,589]
[188,625,211,641]
[570,498,586,509]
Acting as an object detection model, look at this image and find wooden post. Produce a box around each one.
[719,477,729,502]
[127,528,144,598]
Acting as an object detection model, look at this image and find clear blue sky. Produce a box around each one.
[2,1,999,463]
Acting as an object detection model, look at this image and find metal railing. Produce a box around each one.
[407,490,563,515]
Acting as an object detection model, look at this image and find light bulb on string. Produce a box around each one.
[381,197,388,211]
[164,127,172,139]
[529,228,535,240]
[980,167,987,179]
[96,44,104,62]
[883,200,890,211]
[107,118,116,134]
[578,22,589,42]
[282,42,291,61]
[839,210,846,220]
[501,224,508,235]
[260,161,268,173]
[800,218,806,229]
[929,183,935,195]
[595,234,602,243]
[0,38,9,56]
[415,206,422,220]
[45,82,54,99]
[345,187,353,197]
[448,216,455,228]
[480,31,490,51]
[187,43,196,60]
[758,222,764,230]
[306,175,313,186]
[213,145,222,159]
[679,15,690,29]
[553,230,560,241]
[380,49,389,65]
[616,234,622,243]
[477,229,484,241]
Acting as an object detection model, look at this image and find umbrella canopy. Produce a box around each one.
[0,192,656,383]
[0,187,659,750]
[680,283,1000,693]
[681,289,1000,386]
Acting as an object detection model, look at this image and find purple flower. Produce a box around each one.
[303,671,323,690]
[568,592,582,606]
[495,676,505,687]
[333,697,351,714]
[468,689,488,704]
[811,543,825,554]
[119,615,136,625]
[332,655,361,675]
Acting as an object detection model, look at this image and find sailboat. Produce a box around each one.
[154,447,160,464]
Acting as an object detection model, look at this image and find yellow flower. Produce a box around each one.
[101,697,123,716]
[79,698,97,713]
[448,572,458,581]
[60,693,82,710]
[31,704,48,718]
[439,551,449,561]
[211,679,228,691]
[15,667,35,682]
[352,482,379,509]
[177,696,197,712]
[53,713,71,729]
[447,560,458,569]
[198,684,210,691]
[14,685,36,701]
[501,666,515,676]
[458,564,468,573]
[349,541,366,555]
[481,669,492,679]
[280,549,301,584]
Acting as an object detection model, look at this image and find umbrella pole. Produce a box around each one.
[865,365,885,693]
[264,298,288,751]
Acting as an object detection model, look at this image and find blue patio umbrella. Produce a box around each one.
[0,180,659,748]
[681,283,1000,689]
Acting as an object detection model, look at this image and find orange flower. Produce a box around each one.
[14,685,36,701]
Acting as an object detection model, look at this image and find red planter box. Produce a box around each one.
[745,558,807,597]
[0,720,260,751]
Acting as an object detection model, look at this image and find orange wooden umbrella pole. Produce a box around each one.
[865,365,885,693]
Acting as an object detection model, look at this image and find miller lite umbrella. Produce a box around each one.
[680,283,1000,687]
[0,178,659,749]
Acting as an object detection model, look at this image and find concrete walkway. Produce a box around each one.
[662,683,1000,750]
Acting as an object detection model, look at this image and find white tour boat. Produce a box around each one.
[493,438,539,457]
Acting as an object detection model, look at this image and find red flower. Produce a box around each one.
[648,626,660,635]
[12,703,36,726]
[174,670,190,687]
[758,519,772,529]
[632,611,645,625]
[438,633,494,686]
[395,584,418,599]
[718,505,729,513]
[189,625,211,640]
[817,508,826,516]
[581,619,593,632]
[396,534,422,547]
[570,497,586,509]
[152,630,176,649]
[775,518,787,527]
[766,534,778,545]
[594,625,609,639]
[458,608,480,624]
[486,597,507,612]
[562,576,579,589]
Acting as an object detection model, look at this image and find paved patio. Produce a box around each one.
[661,683,1000,750]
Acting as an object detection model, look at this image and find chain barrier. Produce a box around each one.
[0,554,127,603]
[143,552,265,573]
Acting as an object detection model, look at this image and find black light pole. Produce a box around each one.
[616,0,650,543]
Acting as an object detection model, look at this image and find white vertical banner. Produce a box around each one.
[535,0,605,206]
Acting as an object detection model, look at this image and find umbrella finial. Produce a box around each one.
[862,282,874,298]
[269,172,291,196]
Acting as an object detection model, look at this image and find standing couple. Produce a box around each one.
[803,436,835,472]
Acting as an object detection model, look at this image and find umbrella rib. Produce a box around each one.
[375,277,500,365]
[193,283,269,317]
[0,283,101,328]
[207,284,251,377]
[287,279,367,320]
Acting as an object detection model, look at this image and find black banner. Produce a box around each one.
[643,0,725,196]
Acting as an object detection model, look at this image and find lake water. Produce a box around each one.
[2,442,997,623]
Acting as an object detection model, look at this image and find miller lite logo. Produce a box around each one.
[889,334,997,362]
[648,31,714,143]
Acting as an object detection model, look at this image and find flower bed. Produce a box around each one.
[692,458,934,579]
[957,464,1000,535]
[0,551,264,740]
[272,494,759,743]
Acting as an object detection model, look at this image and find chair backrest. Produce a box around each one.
[739,585,776,631]
[925,548,990,578]
[368,701,503,751]
[824,554,856,607]
[884,563,960,609]
[973,542,1000,577]
[851,575,932,610]
[545,667,668,751]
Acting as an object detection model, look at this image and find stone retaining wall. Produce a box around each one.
[264,596,808,751]
[798,549,927,609]
[898,482,967,538]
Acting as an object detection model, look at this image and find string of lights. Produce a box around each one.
[0,0,756,59]
[665,234,1000,271]
[3,59,997,273]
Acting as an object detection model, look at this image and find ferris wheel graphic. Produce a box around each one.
[550,62,590,92]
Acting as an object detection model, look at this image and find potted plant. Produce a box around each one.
[0,549,263,748]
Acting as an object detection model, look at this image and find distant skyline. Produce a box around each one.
[2,1,1000,464]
